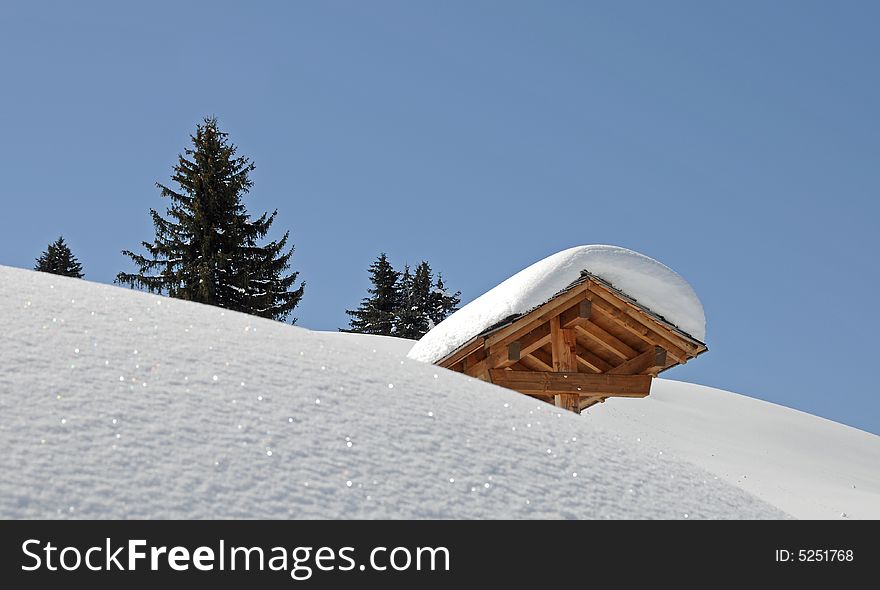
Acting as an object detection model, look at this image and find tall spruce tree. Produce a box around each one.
[343,254,400,335]
[34,236,84,278]
[395,262,434,339]
[428,272,461,328]
[117,117,304,322]
[393,264,418,339]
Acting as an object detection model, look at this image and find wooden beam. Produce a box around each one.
[529,346,554,371]
[463,354,490,381]
[559,300,592,329]
[436,336,485,369]
[555,393,580,412]
[484,282,592,349]
[575,344,614,373]
[507,340,521,362]
[487,323,551,369]
[586,281,704,356]
[518,354,553,372]
[608,346,667,375]
[550,317,578,372]
[650,353,679,376]
[575,321,639,360]
[488,370,651,397]
[518,323,552,356]
[575,358,600,373]
[585,293,689,364]
[550,316,580,412]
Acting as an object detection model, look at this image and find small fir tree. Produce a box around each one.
[396,262,431,339]
[393,264,418,339]
[428,272,461,328]
[343,253,400,335]
[34,236,84,278]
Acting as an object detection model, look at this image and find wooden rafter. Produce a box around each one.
[559,300,592,329]
[587,297,688,364]
[438,337,485,370]
[484,283,594,349]
[575,343,614,373]
[530,346,554,371]
[488,322,551,368]
[586,281,703,358]
[608,346,667,375]
[463,355,489,381]
[518,354,552,372]
[575,322,639,360]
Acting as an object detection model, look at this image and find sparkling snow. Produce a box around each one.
[585,380,880,520]
[392,338,880,520]
[407,245,705,364]
[0,265,779,519]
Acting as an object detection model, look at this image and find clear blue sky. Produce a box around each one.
[2,1,878,433]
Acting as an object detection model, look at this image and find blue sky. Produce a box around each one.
[1,1,878,433]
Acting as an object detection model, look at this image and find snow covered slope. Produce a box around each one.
[0,266,779,519]
[337,330,879,519]
[408,245,705,364]
[320,331,415,356]
[587,381,880,520]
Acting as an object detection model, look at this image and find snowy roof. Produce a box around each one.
[407,245,706,364]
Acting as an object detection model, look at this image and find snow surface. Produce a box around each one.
[321,331,415,355]
[587,381,880,520]
[398,335,880,519]
[0,266,780,519]
[407,245,706,364]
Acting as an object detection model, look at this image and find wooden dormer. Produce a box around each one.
[435,272,707,413]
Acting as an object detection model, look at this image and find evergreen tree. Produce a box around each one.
[395,261,436,339]
[344,254,462,339]
[428,272,461,328]
[117,117,304,322]
[343,253,400,335]
[395,261,450,340]
[34,236,84,278]
[393,264,419,339]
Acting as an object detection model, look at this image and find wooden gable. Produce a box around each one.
[435,273,707,413]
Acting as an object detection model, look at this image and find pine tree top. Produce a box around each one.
[35,236,84,278]
[343,253,400,334]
